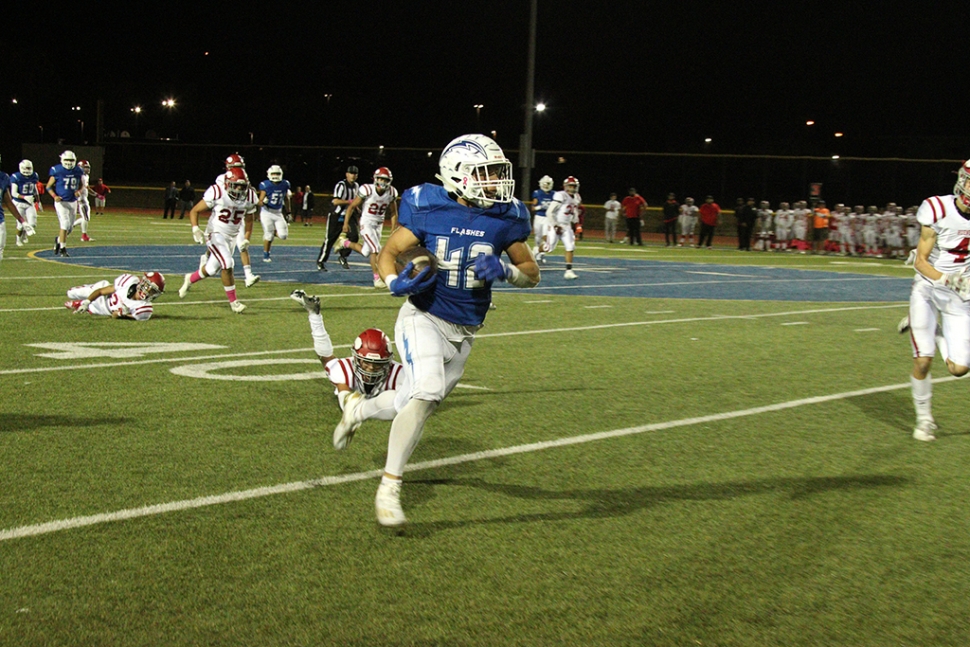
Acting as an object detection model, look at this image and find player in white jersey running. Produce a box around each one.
[211,154,260,287]
[179,167,259,313]
[64,272,165,320]
[289,289,406,450]
[904,160,970,441]
[338,167,399,288]
[72,160,94,241]
[545,176,582,279]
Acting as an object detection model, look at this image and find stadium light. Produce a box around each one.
[834,132,844,138]
[162,98,176,108]
[805,120,815,126]
[131,106,142,114]
[704,138,712,143]
[535,102,546,112]
[11,98,17,104]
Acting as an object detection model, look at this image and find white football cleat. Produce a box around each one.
[373,278,387,289]
[289,289,321,315]
[198,252,208,272]
[333,391,364,450]
[230,300,247,314]
[897,315,911,334]
[375,479,407,527]
[913,419,938,442]
[563,269,578,280]
[245,275,260,288]
[178,273,192,298]
[15,233,24,247]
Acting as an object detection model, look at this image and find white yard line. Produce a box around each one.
[0,375,953,543]
[0,303,906,376]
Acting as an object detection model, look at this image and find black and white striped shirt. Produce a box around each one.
[332,180,359,221]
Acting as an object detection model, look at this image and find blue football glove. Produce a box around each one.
[389,262,437,296]
[473,254,511,282]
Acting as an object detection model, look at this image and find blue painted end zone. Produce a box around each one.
[38,245,912,302]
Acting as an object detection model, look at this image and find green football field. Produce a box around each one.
[2,212,967,646]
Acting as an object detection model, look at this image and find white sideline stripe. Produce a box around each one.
[855,328,882,332]
[781,321,809,326]
[0,303,906,376]
[0,376,956,542]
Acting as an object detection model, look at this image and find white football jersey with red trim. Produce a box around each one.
[86,273,154,320]
[356,184,399,228]
[916,195,970,273]
[202,183,259,239]
[326,357,403,396]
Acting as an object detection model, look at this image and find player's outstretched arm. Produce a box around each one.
[913,226,941,282]
[188,199,210,243]
[504,241,541,287]
[378,226,421,282]
[342,197,363,233]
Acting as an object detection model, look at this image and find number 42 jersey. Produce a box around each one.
[917,194,970,274]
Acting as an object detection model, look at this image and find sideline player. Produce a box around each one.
[603,192,622,244]
[903,159,970,441]
[338,167,398,288]
[545,176,582,279]
[290,289,405,449]
[10,160,39,247]
[72,160,94,241]
[46,151,84,257]
[531,175,555,261]
[64,272,165,320]
[179,167,259,313]
[90,177,111,214]
[355,133,540,527]
[678,197,699,247]
[257,165,292,263]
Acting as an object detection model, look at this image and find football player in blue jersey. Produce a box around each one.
[257,165,292,262]
[46,151,85,257]
[333,134,541,527]
[10,159,40,247]
[0,157,26,260]
[531,175,555,262]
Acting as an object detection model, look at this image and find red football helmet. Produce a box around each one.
[352,328,392,385]
[374,167,393,190]
[224,167,250,200]
[225,153,246,170]
[563,176,580,195]
[79,160,91,174]
[136,272,165,301]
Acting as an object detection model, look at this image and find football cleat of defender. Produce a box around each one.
[375,479,407,527]
[289,289,320,315]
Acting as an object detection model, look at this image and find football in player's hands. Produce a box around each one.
[394,246,439,278]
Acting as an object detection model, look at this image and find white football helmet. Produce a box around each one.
[539,175,554,191]
[19,160,33,176]
[436,134,514,208]
[60,151,77,170]
[955,160,970,210]
[267,165,284,182]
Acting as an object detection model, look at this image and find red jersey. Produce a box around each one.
[699,202,721,226]
[621,194,647,219]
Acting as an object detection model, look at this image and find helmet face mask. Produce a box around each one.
[955,161,970,211]
[136,272,165,301]
[225,168,250,200]
[79,160,91,174]
[60,151,77,170]
[353,329,392,386]
[563,176,579,196]
[539,175,554,192]
[374,167,393,191]
[19,160,33,176]
[436,134,515,209]
[267,165,283,182]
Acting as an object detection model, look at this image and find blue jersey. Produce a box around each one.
[258,179,291,212]
[10,172,39,203]
[48,164,84,201]
[0,172,9,221]
[532,189,555,217]
[399,184,531,326]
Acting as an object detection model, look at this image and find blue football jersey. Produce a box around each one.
[398,184,531,326]
[258,179,291,211]
[48,164,84,201]
[10,172,39,202]
[0,172,9,221]
[532,188,555,216]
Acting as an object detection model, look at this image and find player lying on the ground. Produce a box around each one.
[290,289,405,450]
[64,272,165,320]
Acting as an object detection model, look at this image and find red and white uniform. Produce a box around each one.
[326,357,404,397]
[356,183,399,256]
[544,189,581,253]
[66,273,154,320]
[201,183,259,271]
[908,194,970,364]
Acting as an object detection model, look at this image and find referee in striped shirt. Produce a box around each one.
[317,165,359,270]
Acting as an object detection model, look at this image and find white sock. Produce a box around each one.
[308,312,333,357]
[911,373,933,422]
[244,264,253,280]
[384,398,437,476]
[358,390,399,422]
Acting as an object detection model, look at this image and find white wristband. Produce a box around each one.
[385,274,399,291]
[506,263,536,288]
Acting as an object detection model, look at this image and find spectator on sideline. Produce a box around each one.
[736,197,757,251]
[301,185,315,225]
[662,192,679,247]
[178,180,195,219]
[621,187,647,246]
[293,186,304,221]
[163,181,178,219]
[603,192,621,243]
[678,197,699,247]
[812,199,830,254]
[698,195,721,249]
[90,177,111,215]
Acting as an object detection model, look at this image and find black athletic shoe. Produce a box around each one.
[338,255,349,269]
[317,262,327,272]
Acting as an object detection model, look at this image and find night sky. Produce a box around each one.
[2,3,964,160]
